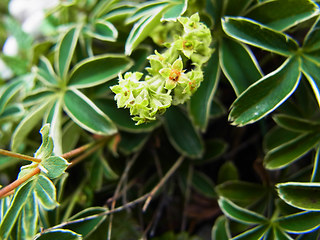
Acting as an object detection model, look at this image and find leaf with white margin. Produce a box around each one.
[277,182,320,211]
[34,124,53,160]
[218,197,267,224]
[34,229,82,240]
[276,210,320,233]
[229,57,301,126]
[125,6,168,55]
[63,89,117,136]
[222,17,299,56]
[55,25,81,80]
[40,156,69,179]
[11,98,55,152]
[67,54,132,88]
[34,175,58,210]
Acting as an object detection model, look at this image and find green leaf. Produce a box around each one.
[0,104,24,123]
[198,139,228,164]
[35,56,58,86]
[34,124,53,160]
[4,17,33,51]
[1,55,29,75]
[232,225,269,240]
[161,0,187,21]
[222,17,299,56]
[216,181,267,204]
[40,156,69,179]
[273,114,320,132]
[264,132,320,169]
[0,181,34,240]
[211,216,230,240]
[125,1,169,24]
[277,182,320,211]
[62,121,82,153]
[272,227,293,240]
[189,49,219,131]
[18,194,38,240]
[218,197,267,224]
[11,98,55,152]
[64,207,107,238]
[244,0,319,31]
[95,98,160,133]
[125,6,168,55]
[220,38,262,95]
[86,20,118,42]
[34,175,58,210]
[224,0,252,16]
[301,56,320,107]
[46,99,63,155]
[90,0,118,19]
[210,0,224,24]
[67,54,133,88]
[229,57,301,126]
[0,79,23,114]
[296,229,320,240]
[34,229,82,240]
[0,196,11,221]
[277,211,320,233]
[217,162,239,183]
[164,106,204,158]
[55,26,81,80]
[23,88,55,107]
[63,89,117,135]
[210,99,226,119]
[303,17,320,52]
[263,127,300,152]
[311,146,320,182]
[103,3,136,22]
[98,153,118,180]
[118,132,150,155]
[192,170,216,199]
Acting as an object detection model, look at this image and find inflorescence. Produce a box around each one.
[111,13,213,125]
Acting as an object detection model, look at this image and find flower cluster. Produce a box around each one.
[111,13,213,124]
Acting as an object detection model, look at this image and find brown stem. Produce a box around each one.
[0,167,40,199]
[142,155,184,212]
[61,142,95,160]
[107,152,139,240]
[0,149,41,163]
[67,140,106,168]
[42,156,185,233]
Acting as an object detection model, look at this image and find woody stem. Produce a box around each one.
[0,167,41,199]
[0,149,41,163]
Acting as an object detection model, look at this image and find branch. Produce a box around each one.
[0,167,40,198]
[41,156,185,233]
[0,149,41,163]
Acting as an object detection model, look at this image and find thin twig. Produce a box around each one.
[0,149,41,163]
[107,152,140,240]
[67,141,106,168]
[142,155,184,212]
[181,163,193,232]
[41,155,185,235]
[61,142,95,160]
[0,167,40,198]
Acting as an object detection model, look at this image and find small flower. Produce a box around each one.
[146,50,166,76]
[178,13,200,33]
[173,36,200,59]
[159,58,188,90]
[110,72,143,108]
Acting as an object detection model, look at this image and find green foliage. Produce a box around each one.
[1,0,320,239]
